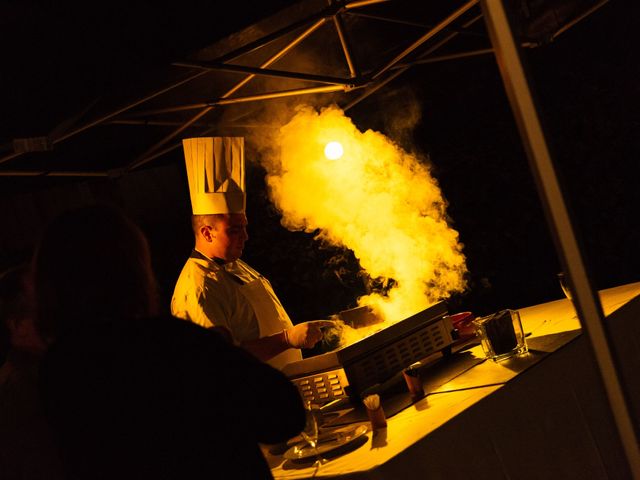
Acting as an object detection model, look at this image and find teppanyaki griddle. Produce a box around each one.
[282,301,453,404]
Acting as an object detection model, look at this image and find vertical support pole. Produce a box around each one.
[480,1,640,476]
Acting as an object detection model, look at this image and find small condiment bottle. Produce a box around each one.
[363,394,387,431]
[402,362,425,401]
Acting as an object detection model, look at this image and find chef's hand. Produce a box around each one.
[285,320,335,349]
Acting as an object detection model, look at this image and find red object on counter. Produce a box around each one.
[447,311,476,339]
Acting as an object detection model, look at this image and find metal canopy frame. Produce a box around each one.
[126,0,479,171]
[0,0,603,177]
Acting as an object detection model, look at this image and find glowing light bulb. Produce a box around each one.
[324,141,344,160]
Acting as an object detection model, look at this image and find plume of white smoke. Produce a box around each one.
[260,104,467,322]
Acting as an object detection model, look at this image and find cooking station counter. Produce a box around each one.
[267,281,640,479]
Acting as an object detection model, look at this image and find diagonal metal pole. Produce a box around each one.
[370,0,479,80]
[481,0,640,477]
[118,83,350,118]
[550,0,609,41]
[344,10,487,38]
[393,48,494,66]
[171,61,356,86]
[345,0,391,9]
[333,12,359,78]
[213,7,334,64]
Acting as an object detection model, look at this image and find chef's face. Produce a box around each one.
[212,213,248,262]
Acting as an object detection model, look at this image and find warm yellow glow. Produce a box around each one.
[264,105,467,326]
[324,141,344,160]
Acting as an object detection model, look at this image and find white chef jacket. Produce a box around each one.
[171,250,301,369]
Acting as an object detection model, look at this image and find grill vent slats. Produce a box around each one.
[347,321,452,393]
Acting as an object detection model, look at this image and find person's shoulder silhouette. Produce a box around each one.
[34,205,304,479]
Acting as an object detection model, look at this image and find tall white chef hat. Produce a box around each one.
[182,137,246,214]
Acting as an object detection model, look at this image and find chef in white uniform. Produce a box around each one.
[171,137,332,370]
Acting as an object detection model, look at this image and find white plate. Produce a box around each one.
[283,424,368,460]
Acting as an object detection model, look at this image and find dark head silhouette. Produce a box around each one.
[33,205,157,340]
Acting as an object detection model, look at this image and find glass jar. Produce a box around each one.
[473,309,528,361]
